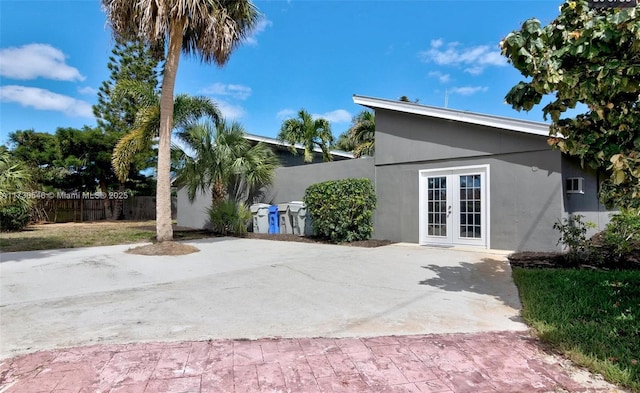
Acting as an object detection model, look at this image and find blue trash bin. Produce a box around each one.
[268,205,279,234]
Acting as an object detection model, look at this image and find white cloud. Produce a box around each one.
[313,109,351,123]
[201,83,252,100]
[0,85,93,117]
[0,43,85,81]
[244,18,272,46]
[428,71,451,83]
[78,86,97,95]
[418,39,506,74]
[215,99,245,120]
[276,108,295,120]
[430,38,444,49]
[448,86,489,96]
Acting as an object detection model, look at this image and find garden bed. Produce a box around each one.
[244,232,395,248]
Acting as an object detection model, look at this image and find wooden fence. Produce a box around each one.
[33,196,176,223]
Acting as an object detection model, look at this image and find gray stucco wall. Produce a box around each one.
[375,110,551,166]
[374,151,564,251]
[373,109,565,251]
[561,155,614,236]
[176,159,374,229]
[270,158,375,203]
[176,187,212,229]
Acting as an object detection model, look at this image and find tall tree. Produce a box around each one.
[501,0,640,209]
[349,110,375,158]
[93,39,161,219]
[9,128,153,198]
[93,37,161,136]
[102,0,260,242]
[174,120,279,206]
[54,126,117,194]
[111,82,220,184]
[278,109,335,163]
[8,129,63,191]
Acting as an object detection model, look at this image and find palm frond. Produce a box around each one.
[112,127,150,182]
[102,0,260,66]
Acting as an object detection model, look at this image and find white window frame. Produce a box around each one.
[566,177,584,194]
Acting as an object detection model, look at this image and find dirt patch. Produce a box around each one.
[244,232,395,248]
[126,241,200,256]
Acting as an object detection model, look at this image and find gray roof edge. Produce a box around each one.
[244,133,354,158]
[352,94,552,137]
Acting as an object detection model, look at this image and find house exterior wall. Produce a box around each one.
[271,158,375,203]
[373,109,565,251]
[561,155,613,235]
[176,159,374,229]
[176,187,212,229]
[374,151,564,251]
[375,110,551,166]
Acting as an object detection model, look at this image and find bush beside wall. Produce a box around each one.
[304,178,376,243]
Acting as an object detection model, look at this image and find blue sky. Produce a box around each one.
[0,0,563,146]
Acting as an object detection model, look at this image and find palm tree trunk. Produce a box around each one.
[156,19,185,242]
[211,180,226,206]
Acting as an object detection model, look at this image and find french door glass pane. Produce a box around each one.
[427,176,447,237]
[459,174,481,238]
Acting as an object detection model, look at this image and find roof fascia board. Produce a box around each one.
[353,94,552,137]
[244,133,354,158]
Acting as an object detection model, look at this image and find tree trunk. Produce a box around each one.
[112,182,125,220]
[211,181,226,206]
[155,19,185,242]
[99,179,114,219]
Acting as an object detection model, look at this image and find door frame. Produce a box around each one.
[418,164,490,248]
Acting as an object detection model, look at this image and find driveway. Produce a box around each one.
[0,238,525,359]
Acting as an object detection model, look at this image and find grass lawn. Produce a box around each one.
[513,267,640,392]
[0,221,213,252]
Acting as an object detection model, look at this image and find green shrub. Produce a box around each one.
[0,203,31,232]
[553,214,596,263]
[304,178,376,243]
[208,199,251,236]
[601,210,640,259]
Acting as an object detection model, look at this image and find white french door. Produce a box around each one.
[419,166,489,247]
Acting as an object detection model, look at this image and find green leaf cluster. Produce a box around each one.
[501,0,640,209]
[207,199,252,236]
[0,150,33,231]
[278,109,335,163]
[303,178,376,243]
[0,204,31,232]
[602,209,640,259]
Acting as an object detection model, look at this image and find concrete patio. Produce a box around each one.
[0,238,625,392]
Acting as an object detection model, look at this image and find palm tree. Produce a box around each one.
[278,109,335,163]
[173,120,279,206]
[102,0,259,242]
[334,130,355,153]
[349,110,375,158]
[111,81,220,184]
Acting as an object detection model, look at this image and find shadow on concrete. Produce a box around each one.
[419,258,521,309]
[0,236,237,263]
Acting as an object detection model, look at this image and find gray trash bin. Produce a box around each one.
[250,203,271,234]
[288,201,312,236]
[277,203,292,234]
